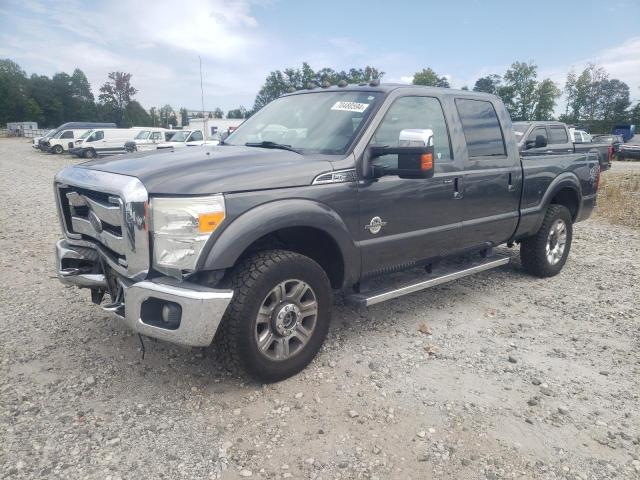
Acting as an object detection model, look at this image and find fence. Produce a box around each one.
[6,128,50,138]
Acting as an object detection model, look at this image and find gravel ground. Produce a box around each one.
[1,137,639,480]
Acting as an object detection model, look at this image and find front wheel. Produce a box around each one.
[520,204,573,278]
[216,250,332,382]
[84,148,96,159]
[52,145,63,154]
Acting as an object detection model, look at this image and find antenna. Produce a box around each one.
[199,55,205,128]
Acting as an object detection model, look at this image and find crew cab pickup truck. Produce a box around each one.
[54,84,600,382]
[513,121,612,170]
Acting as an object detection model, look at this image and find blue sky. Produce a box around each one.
[1,0,639,113]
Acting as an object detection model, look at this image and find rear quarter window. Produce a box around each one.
[455,99,506,157]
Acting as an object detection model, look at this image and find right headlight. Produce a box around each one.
[151,194,225,277]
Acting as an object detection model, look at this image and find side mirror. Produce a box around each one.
[369,129,435,179]
[526,134,547,149]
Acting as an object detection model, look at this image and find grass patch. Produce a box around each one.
[594,172,640,229]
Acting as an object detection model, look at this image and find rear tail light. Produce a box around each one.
[607,145,613,162]
[595,165,601,191]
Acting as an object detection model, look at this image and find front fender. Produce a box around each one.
[198,199,360,286]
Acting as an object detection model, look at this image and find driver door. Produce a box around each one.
[356,96,463,277]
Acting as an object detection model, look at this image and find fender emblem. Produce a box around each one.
[365,216,387,235]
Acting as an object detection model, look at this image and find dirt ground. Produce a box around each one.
[1,137,639,480]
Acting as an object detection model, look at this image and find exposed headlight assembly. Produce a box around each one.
[151,195,225,277]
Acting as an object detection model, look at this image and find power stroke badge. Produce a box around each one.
[365,216,387,235]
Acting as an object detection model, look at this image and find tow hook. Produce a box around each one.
[59,267,91,277]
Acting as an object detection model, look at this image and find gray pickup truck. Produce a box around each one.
[54,84,600,381]
[513,121,612,171]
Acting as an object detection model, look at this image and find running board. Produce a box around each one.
[346,254,511,307]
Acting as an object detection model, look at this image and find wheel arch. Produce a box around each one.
[199,199,360,289]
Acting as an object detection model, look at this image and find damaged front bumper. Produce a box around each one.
[56,239,233,347]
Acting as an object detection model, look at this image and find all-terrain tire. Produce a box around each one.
[215,250,332,383]
[520,204,573,278]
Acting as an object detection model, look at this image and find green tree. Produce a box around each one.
[213,107,224,119]
[562,71,577,120]
[227,106,247,119]
[412,68,450,88]
[149,107,159,127]
[533,79,561,121]
[473,74,501,95]
[630,102,640,126]
[159,104,174,128]
[0,59,29,124]
[98,71,138,126]
[179,107,189,127]
[252,63,383,112]
[501,61,538,121]
[122,100,151,127]
[597,78,630,124]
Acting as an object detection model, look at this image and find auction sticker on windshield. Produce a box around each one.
[331,101,369,113]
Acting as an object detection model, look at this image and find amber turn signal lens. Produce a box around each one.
[198,212,225,233]
[420,153,433,170]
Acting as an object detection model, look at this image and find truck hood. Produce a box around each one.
[78,145,333,195]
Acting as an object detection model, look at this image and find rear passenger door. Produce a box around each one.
[455,98,522,249]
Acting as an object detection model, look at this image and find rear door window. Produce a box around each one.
[189,131,204,141]
[455,99,506,157]
[548,126,568,144]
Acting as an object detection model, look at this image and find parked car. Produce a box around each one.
[591,134,624,154]
[619,135,640,160]
[513,121,612,170]
[32,129,54,149]
[125,129,175,152]
[54,84,600,382]
[68,128,145,158]
[44,128,92,154]
[37,122,116,151]
[612,124,636,143]
[156,129,212,149]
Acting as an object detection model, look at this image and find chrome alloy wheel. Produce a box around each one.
[545,218,567,265]
[255,279,318,361]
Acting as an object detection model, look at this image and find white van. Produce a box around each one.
[156,129,213,150]
[45,128,91,154]
[69,128,145,158]
[125,128,174,152]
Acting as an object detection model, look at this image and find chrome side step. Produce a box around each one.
[346,254,511,307]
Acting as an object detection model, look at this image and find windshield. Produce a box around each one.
[135,130,150,140]
[225,91,383,154]
[168,131,191,142]
[79,130,92,140]
[512,123,530,141]
[53,130,67,139]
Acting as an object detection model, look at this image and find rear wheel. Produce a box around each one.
[216,250,332,382]
[520,204,572,278]
[52,145,63,154]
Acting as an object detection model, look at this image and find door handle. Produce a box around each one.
[508,172,516,192]
[442,179,453,184]
[453,177,463,199]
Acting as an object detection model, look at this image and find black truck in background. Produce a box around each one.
[513,121,613,170]
[54,85,600,382]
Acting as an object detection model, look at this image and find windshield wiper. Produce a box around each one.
[245,141,301,154]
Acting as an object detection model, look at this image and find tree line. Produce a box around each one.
[0,59,248,128]
[2,58,639,132]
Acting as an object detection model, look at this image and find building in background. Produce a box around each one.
[187,118,243,141]
[7,121,38,136]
